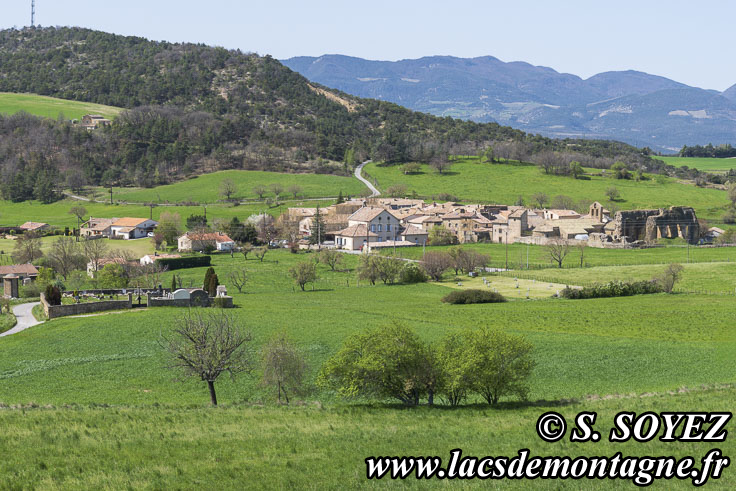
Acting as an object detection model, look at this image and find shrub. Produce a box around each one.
[721,210,736,224]
[20,282,41,298]
[212,297,229,308]
[400,263,428,284]
[561,280,662,299]
[441,289,507,304]
[44,285,62,306]
[157,255,211,270]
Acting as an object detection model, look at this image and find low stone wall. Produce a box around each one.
[146,293,234,308]
[41,292,133,319]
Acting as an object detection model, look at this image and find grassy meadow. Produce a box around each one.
[364,159,729,219]
[0,92,122,120]
[88,170,366,204]
[656,155,736,172]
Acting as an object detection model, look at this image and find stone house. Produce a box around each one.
[0,264,38,282]
[178,232,235,252]
[81,217,115,237]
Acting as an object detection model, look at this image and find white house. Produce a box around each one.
[140,253,181,265]
[178,232,235,252]
[110,218,158,239]
[334,206,401,251]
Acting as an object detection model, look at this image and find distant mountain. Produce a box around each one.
[724,83,736,102]
[283,55,736,152]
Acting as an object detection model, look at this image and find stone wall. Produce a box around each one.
[611,207,699,244]
[41,293,133,319]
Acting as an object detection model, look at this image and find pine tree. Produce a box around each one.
[171,275,177,292]
[207,273,219,297]
[203,267,215,290]
[336,190,344,204]
[309,207,326,245]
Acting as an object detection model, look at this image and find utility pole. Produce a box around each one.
[526,243,529,269]
[31,0,35,27]
[109,185,113,205]
[505,229,508,270]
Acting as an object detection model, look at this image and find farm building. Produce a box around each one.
[178,232,235,252]
[110,218,158,239]
[19,222,49,233]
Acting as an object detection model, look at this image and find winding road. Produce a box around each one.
[1,302,42,337]
[355,160,380,197]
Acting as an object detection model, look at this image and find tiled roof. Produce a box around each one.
[112,217,153,227]
[401,225,428,236]
[334,224,378,238]
[183,232,234,243]
[348,207,396,222]
[19,222,48,230]
[0,264,39,276]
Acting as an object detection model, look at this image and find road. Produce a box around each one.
[1,302,42,337]
[355,160,380,197]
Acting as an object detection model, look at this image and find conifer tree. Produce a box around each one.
[309,207,326,245]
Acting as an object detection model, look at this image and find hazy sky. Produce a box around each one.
[3,0,735,91]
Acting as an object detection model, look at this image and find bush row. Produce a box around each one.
[157,255,211,271]
[442,289,507,304]
[561,280,662,299]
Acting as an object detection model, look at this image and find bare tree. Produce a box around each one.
[12,232,44,264]
[421,252,452,281]
[48,236,84,280]
[83,238,109,274]
[577,242,586,268]
[546,238,570,269]
[657,263,684,293]
[287,184,302,198]
[270,183,284,200]
[289,261,317,291]
[430,155,452,175]
[68,205,88,241]
[240,242,254,260]
[319,249,343,271]
[133,262,169,289]
[386,183,408,198]
[219,178,237,201]
[254,246,268,262]
[252,185,267,199]
[261,333,307,404]
[228,267,248,293]
[162,310,253,406]
[531,192,549,209]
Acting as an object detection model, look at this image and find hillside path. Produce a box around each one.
[355,160,380,197]
[1,302,42,337]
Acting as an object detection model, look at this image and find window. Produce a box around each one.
[377,224,382,232]
[386,224,391,232]
[371,224,376,232]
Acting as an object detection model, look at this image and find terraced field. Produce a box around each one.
[0,92,122,120]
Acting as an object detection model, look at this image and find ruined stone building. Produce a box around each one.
[606,207,699,244]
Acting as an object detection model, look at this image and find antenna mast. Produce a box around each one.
[31,0,35,26]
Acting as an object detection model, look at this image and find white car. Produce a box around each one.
[147,232,155,237]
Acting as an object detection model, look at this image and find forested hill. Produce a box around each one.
[0,27,653,202]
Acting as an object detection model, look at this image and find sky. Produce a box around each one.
[3,0,735,91]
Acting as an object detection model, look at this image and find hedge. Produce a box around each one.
[442,289,507,304]
[156,255,211,271]
[561,280,662,300]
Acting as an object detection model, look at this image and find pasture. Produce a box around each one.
[364,159,728,219]
[0,92,122,120]
[87,169,366,204]
[656,155,736,172]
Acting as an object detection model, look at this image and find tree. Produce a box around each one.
[550,195,575,210]
[430,156,452,175]
[287,184,302,199]
[12,232,43,264]
[252,185,267,199]
[319,249,343,271]
[152,233,164,251]
[577,242,586,268]
[421,252,452,281]
[386,183,408,198]
[228,267,248,293]
[203,267,216,291]
[269,183,284,200]
[289,261,317,291]
[376,256,403,285]
[356,254,380,285]
[309,207,326,245]
[728,183,736,207]
[402,162,421,175]
[219,178,237,201]
[437,332,469,406]
[318,323,435,406]
[462,327,534,405]
[83,238,109,275]
[336,190,344,204]
[207,272,219,297]
[605,186,621,202]
[546,238,570,269]
[428,226,456,246]
[97,263,128,288]
[531,192,549,209]
[186,214,208,230]
[157,212,182,246]
[48,236,84,280]
[657,263,684,293]
[611,162,630,180]
[68,205,87,241]
[254,246,268,263]
[569,161,584,179]
[162,310,253,406]
[240,243,254,260]
[262,333,307,404]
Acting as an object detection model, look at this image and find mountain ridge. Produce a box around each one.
[283,55,736,152]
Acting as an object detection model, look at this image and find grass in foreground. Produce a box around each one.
[0,92,122,120]
[0,313,16,334]
[0,387,732,489]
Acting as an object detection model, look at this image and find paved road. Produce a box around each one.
[355,160,380,197]
[1,302,42,337]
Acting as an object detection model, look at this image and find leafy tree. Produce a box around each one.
[728,183,736,207]
[252,185,267,199]
[254,246,268,263]
[203,267,215,291]
[162,310,253,406]
[186,214,208,230]
[319,249,343,271]
[402,162,421,174]
[376,256,403,284]
[47,236,85,280]
[357,254,380,285]
[97,263,128,289]
[657,263,684,293]
[289,261,317,291]
[569,161,584,179]
[605,186,621,201]
[611,162,631,179]
[287,184,302,199]
[386,183,408,198]
[261,333,307,404]
[318,323,435,406]
[12,232,43,264]
[207,272,219,297]
[427,226,456,246]
[157,212,183,246]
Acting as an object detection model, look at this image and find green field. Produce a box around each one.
[364,159,728,219]
[0,388,732,489]
[1,248,734,487]
[92,169,366,204]
[0,92,122,120]
[656,156,736,172]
